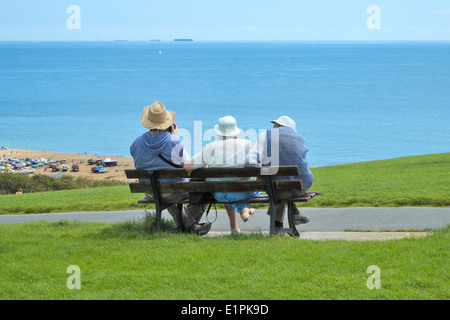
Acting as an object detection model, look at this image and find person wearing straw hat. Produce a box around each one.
[248,115,313,230]
[184,116,258,235]
[130,101,212,235]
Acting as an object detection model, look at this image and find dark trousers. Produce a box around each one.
[146,192,205,228]
[269,190,307,223]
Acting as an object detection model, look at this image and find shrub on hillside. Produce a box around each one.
[0,173,124,195]
[0,172,32,194]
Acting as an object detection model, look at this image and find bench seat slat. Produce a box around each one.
[125,165,300,180]
[129,180,303,194]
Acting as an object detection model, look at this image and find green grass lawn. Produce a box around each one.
[0,153,448,215]
[308,152,449,208]
[0,220,448,300]
[0,185,143,214]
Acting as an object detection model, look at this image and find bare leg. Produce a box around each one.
[225,205,240,234]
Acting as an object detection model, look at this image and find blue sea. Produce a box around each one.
[1,41,449,166]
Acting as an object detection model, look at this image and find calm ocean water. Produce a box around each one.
[0,41,449,166]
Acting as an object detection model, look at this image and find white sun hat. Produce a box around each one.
[214,116,242,137]
[270,116,297,132]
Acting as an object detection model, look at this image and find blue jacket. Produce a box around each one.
[266,126,314,190]
[130,132,187,182]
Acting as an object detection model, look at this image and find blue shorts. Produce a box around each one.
[213,191,260,212]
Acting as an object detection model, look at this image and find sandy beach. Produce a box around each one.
[1,148,135,181]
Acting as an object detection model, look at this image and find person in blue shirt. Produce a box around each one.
[248,116,313,230]
[130,101,211,235]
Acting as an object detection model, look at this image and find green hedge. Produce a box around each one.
[0,172,124,195]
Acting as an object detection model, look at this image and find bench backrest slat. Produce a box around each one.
[129,180,302,194]
[125,165,299,180]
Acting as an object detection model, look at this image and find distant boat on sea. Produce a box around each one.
[174,39,193,42]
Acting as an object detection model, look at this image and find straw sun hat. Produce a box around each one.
[140,101,175,130]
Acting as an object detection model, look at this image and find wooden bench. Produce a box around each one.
[125,165,321,237]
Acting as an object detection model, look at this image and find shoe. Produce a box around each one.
[292,212,310,225]
[188,222,212,236]
[292,206,310,225]
[293,214,310,225]
[231,228,241,235]
[240,208,255,222]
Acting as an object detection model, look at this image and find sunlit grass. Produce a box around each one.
[306,153,449,207]
[0,219,448,300]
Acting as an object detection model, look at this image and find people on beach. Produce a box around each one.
[130,101,212,236]
[248,116,313,230]
[184,116,259,235]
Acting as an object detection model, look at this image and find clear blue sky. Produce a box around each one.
[1,0,449,41]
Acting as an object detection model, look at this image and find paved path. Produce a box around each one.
[1,207,449,240]
[0,207,448,231]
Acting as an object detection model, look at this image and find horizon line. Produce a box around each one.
[1,39,450,43]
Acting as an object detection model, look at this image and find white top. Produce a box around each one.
[192,138,252,168]
[247,130,268,166]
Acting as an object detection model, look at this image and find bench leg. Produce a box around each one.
[268,202,300,237]
[177,203,187,233]
[268,204,276,235]
[155,202,162,231]
[155,202,175,232]
[287,202,300,238]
